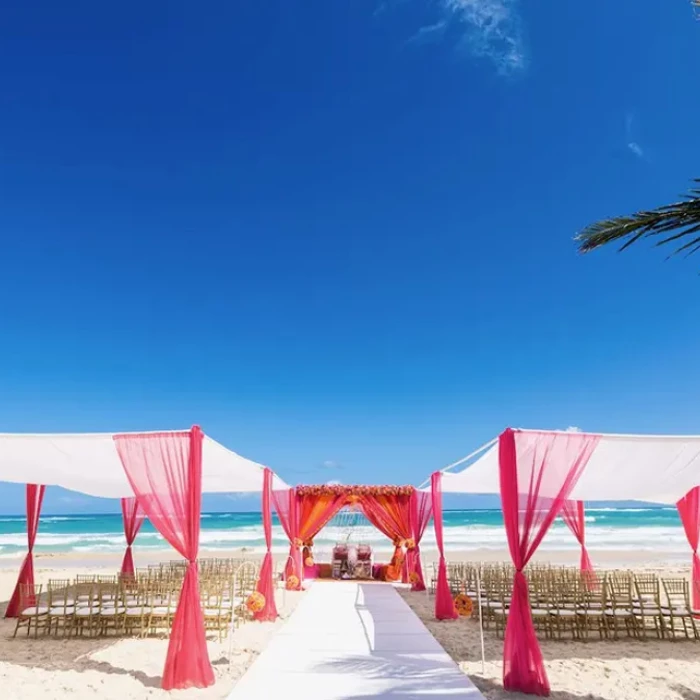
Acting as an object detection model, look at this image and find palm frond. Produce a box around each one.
[576,180,700,257]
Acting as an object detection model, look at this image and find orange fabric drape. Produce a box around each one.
[274,490,347,590]
[360,494,412,582]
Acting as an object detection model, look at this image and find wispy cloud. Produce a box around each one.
[326,480,343,486]
[406,19,448,45]
[321,459,341,469]
[625,112,645,160]
[442,0,525,74]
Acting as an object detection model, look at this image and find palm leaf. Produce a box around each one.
[576,180,700,257]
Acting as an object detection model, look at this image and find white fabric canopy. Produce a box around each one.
[0,431,288,498]
[440,430,700,504]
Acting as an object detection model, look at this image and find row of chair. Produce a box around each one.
[13,558,260,641]
[432,562,700,641]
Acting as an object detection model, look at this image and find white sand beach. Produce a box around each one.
[0,561,302,700]
[2,552,700,699]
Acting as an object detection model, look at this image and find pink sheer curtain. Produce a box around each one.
[500,428,599,696]
[408,490,432,592]
[677,486,700,611]
[359,494,412,583]
[272,487,303,585]
[6,484,45,618]
[561,500,594,578]
[254,468,278,621]
[120,496,145,577]
[114,426,214,691]
[432,471,458,620]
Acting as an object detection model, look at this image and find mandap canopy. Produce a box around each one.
[427,428,700,697]
[0,427,288,691]
[272,484,433,593]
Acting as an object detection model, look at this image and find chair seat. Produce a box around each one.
[21,606,49,616]
[151,607,170,615]
[605,608,633,617]
[74,608,94,617]
[100,607,126,616]
[550,609,577,616]
[49,606,75,615]
[531,608,551,616]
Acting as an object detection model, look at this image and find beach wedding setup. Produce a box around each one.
[3,426,700,698]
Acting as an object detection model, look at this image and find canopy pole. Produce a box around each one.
[417,437,498,490]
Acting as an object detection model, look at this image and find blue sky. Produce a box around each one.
[0,1,698,514]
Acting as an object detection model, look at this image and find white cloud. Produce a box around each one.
[443,0,525,74]
[627,141,644,159]
[326,480,343,486]
[322,460,341,469]
[406,19,448,44]
[625,112,645,160]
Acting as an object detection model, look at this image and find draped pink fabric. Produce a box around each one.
[500,428,599,696]
[272,487,303,586]
[408,490,432,591]
[561,500,594,578]
[431,471,458,620]
[273,489,346,590]
[114,427,214,691]
[6,484,45,618]
[677,486,700,611]
[254,468,278,621]
[359,494,412,583]
[120,496,145,576]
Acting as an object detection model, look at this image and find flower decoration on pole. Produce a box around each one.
[286,574,300,590]
[454,594,473,617]
[246,592,266,613]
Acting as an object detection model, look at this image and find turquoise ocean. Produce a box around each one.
[0,507,688,560]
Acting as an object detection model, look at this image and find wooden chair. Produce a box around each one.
[47,579,75,637]
[661,578,699,640]
[12,583,48,638]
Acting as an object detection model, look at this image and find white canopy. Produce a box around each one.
[0,431,288,498]
[440,430,700,505]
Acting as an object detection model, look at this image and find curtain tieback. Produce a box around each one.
[293,538,304,548]
[405,538,416,550]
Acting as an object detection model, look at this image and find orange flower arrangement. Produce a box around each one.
[293,538,304,548]
[296,485,415,497]
[454,594,473,617]
[286,574,300,590]
[405,538,416,550]
[246,592,265,613]
[409,572,420,584]
[305,556,315,567]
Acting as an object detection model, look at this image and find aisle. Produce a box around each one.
[228,581,485,699]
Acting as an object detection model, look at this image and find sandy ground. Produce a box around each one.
[399,566,700,700]
[0,562,303,700]
[3,551,700,699]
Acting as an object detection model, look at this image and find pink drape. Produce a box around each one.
[272,487,303,587]
[6,484,45,618]
[432,471,458,620]
[677,486,700,611]
[500,428,599,696]
[561,500,594,577]
[359,494,412,583]
[254,468,278,621]
[114,427,214,691]
[408,490,432,591]
[120,496,145,576]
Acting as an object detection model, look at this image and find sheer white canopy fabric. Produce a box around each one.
[440,430,700,505]
[0,431,288,498]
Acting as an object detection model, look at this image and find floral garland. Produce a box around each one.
[409,572,420,584]
[246,592,265,613]
[454,594,473,617]
[286,574,300,590]
[296,485,415,497]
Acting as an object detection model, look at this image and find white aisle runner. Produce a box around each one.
[228,581,485,699]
